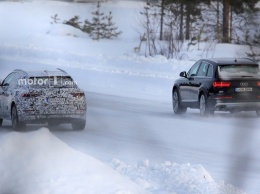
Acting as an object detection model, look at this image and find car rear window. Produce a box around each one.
[19,76,77,88]
[218,64,260,78]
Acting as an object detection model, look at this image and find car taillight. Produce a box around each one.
[213,82,231,88]
[21,93,30,97]
[257,82,260,87]
[70,92,85,98]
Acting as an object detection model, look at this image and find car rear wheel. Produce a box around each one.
[71,119,86,130]
[11,105,26,130]
[199,94,213,117]
[172,89,187,114]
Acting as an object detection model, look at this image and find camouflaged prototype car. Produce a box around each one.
[0,69,86,130]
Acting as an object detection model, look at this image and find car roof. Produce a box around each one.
[14,68,69,77]
[200,58,258,65]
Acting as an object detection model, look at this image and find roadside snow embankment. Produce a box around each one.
[0,128,146,194]
[0,128,244,194]
[110,159,245,194]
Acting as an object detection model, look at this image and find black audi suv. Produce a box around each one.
[172,58,260,116]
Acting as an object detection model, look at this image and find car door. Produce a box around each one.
[189,61,210,101]
[1,72,19,119]
[0,81,4,118]
[182,61,201,102]
[178,76,190,102]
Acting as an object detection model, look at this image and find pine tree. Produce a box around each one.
[157,0,171,40]
[247,30,260,61]
[89,1,107,40]
[51,14,60,24]
[222,0,230,43]
[82,19,93,34]
[88,2,121,40]
[230,0,259,13]
[63,16,82,30]
[104,12,122,39]
[184,0,202,40]
[167,0,203,41]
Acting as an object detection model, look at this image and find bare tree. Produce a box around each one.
[140,3,160,57]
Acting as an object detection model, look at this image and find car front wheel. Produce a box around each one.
[0,118,3,127]
[172,89,187,114]
[11,105,26,130]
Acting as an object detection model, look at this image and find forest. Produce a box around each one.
[139,0,260,59]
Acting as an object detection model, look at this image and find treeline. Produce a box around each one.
[140,0,260,59]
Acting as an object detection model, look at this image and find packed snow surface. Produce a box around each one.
[0,0,258,194]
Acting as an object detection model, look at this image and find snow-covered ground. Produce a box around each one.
[0,1,259,194]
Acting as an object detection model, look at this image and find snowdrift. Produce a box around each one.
[0,128,147,194]
[0,128,244,194]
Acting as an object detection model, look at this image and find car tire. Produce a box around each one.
[48,121,59,127]
[229,110,240,115]
[199,93,213,117]
[71,119,86,130]
[11,105,26,130]
[256,110,260,117]
[0,118,3,127]
[172,89,187,115]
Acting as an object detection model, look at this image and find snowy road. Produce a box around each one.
[1,91,260,193]
[1,58,260,193]
[48,92,260,193]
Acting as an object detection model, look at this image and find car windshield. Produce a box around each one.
[19,76,77,88]
[218,64,260,78]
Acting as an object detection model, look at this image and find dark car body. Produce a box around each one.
[172,58,260,116]
[0,69,87,129]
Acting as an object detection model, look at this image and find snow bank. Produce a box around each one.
[0,128,244,194]
[110,159,245,194]
[0,128,147,194]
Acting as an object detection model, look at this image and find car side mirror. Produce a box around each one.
[179,71,187,78]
